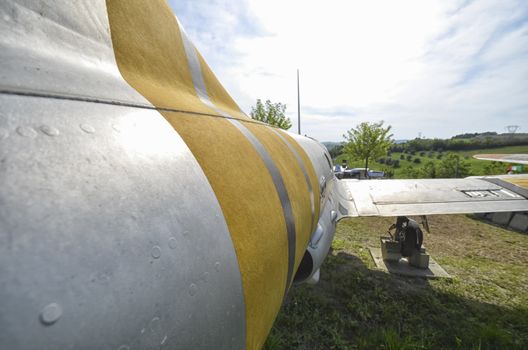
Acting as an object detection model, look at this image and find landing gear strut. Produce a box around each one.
[388,216,424,257]
[382,216,429,269]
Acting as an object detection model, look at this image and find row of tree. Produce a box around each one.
[247,99,520,179]
[399,155,507,179]
[400,154,471,178]
[248,100,392,177]
[391,134,528,153]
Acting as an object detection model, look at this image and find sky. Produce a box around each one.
[168,0,528,141]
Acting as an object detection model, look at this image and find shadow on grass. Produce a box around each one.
[265,250,528,350]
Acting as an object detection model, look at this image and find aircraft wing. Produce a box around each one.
[336,175,528,217]
[473,154,528,164]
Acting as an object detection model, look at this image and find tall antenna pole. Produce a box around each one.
[297,69,301,135]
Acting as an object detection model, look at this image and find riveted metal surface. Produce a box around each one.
[284,133,334,202]
[0,95,245,349]
[306,192,338,277]
[0,0,151,106]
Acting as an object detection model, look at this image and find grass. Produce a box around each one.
[264,215,528,349]
[334,145,528,178]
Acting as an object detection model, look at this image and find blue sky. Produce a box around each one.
[169,0,528,141]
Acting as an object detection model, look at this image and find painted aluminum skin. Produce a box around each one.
[0,94,246,350]
[337,177,528,217]
[0,1,333,349]
[1,1,528,350]
[0,1,246,349]
[0,0,151,106]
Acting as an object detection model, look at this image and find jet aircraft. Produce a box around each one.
[1,1,527,349]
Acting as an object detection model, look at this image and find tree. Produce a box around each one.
[437,153,471,178]
[328,144,344,159]
[420,160,437,178]
[483,161,507,175]
[250,99,292,130]
[402,165,419,178]
[343,121,393,177]
[382,167,395,179]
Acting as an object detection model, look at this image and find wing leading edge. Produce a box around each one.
[473,154,528,165]
[335,175,528,218]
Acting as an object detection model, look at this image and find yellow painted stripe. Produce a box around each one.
[105,1,317,348]
[107,0,319,349]
[195,49,248,120]
[106,0,231,119]
[189,17,319,346]
[160,112,290,350]
[244,124,314,275]
[501,176,528,190]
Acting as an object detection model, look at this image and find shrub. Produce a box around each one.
[420,160,436,178]
[382,167,394,179]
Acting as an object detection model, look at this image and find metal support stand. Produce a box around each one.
[371,216,450,277]
[381,216,430,269]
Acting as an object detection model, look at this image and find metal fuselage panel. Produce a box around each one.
[0,0,332,349]
[0,0,150,105]
[0,95,245,350]
[0,0,246,349]
[105,2,322,348]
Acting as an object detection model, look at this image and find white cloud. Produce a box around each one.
[170,0,528,141]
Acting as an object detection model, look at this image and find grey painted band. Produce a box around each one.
[177,21,297,295]
[178,19,213,105]
[229,119,297,295]
[482,177,528,199]
[270,128,315,234]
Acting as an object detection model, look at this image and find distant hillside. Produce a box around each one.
[391,133,528,153]
[452,132,528,139]
[324,140,407,147]
[327,132,528,160]
[322,141,342,150]
[334,145,528,179]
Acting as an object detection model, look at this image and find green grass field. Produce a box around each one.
[334,145,528,178]
[264,215,528,349]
